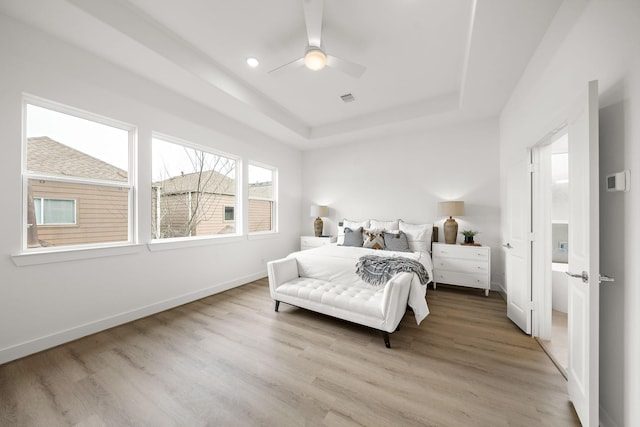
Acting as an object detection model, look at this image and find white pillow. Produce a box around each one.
[337,219,370,244]
[399,221,433,253]
[369,219,399,231]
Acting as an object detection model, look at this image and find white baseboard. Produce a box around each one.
[600,404,620,427]
[0,271,266,365]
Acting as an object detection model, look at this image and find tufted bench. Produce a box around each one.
[267,257,414,348]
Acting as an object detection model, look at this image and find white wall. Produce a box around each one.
[0,16,302,364]
[301,119,503,289]
[499,1,640,425]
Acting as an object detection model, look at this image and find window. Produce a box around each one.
[24,100,133,250]
[152,136,238,239]
[34,198,76,225]
[248,163,277,233]
[224,206,235,221]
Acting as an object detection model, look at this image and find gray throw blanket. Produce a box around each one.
[355,255,430,286]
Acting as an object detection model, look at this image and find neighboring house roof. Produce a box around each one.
[28,136,128,182]
[155,171,272,197]
[248,181,273,199]
[154,170,236,196]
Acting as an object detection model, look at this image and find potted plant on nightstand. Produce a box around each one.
[460,230,479,245]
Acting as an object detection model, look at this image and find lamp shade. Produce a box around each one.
[310,205,329,218]
[438,201,465,217]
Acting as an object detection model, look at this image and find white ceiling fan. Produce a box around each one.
[269,0,366,78]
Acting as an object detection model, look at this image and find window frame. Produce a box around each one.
[34,197,77,226]
[21,95,136,253]
[247,161,278,235]
[224,206,235,221]
[150,133,242,243]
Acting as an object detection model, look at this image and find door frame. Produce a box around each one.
[531,125,568,339]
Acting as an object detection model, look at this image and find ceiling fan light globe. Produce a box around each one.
[304,48,327,71]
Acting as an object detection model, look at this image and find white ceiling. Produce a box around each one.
[0,0,563,149]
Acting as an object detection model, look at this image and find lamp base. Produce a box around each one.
[443,217,458,244]
[314,217,323,237]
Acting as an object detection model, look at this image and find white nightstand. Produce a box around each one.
[300,235,337,251]
[432,242,491,296]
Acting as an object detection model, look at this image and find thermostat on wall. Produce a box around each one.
[606,170,630,192]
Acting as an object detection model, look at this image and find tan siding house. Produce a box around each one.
[152,171,273,237]
[27,137,129,247]
[28,137,274,245]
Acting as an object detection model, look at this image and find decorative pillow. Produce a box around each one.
[383,231,411,252]
[369,219,399,231]
[341,227,364,247]
[363,230,385,250]
[337,219,370,244]
[399,221,433,252]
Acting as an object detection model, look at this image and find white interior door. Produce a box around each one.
[505,153,532,334]
[566,80,599,426]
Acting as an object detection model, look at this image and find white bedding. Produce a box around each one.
[287,244,432,324]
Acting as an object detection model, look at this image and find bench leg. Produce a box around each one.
[274,300,280,312]
[382,331,391,348]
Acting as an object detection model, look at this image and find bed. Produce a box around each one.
[267,219,435,347]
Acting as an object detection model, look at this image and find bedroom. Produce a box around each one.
[0,0,639,426]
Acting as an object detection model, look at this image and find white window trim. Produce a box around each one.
[12,243,145,266]
[248,161,278,235]
[21,95,137,255]
[151,132,243,242]
[147,234,244,252]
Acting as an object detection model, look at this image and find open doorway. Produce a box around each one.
[540,133,569,376]
[531,129,570,377]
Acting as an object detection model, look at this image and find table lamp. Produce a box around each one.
[310,205,329,237]
[438,201,465,244]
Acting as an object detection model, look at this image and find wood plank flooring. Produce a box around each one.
[0,280,580,426]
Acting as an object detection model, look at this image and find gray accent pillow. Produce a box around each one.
[383,231,411,252]
[341,227,364,247]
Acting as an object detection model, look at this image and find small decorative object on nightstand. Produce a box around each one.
[432,242,491,296]
[300,235,337,251]
[438,201,464,244]
[460,229,480,245]
[310,205,329,237]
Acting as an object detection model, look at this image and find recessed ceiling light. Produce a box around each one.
[246,57,259,68]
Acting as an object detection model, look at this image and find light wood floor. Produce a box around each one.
[0,280,580,426]
[540,310,569,378]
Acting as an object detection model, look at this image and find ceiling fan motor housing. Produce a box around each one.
[304,46,327,70]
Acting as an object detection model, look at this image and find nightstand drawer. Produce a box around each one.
[434,270,489,289]
[432,244,489,261]
[434,258,489,275]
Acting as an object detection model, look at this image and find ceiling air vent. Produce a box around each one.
[340,93,355,103]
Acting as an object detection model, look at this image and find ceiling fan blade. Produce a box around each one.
[326,55,366,78]
[303,0,323,47]
[268,57,305,75]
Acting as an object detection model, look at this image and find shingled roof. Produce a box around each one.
[154,172,272,197]
[154,170,236,195]
[28,136,128,182]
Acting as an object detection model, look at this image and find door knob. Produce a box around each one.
[502,243,513,249]
[566,270,589,283]
[599,274,615,283]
